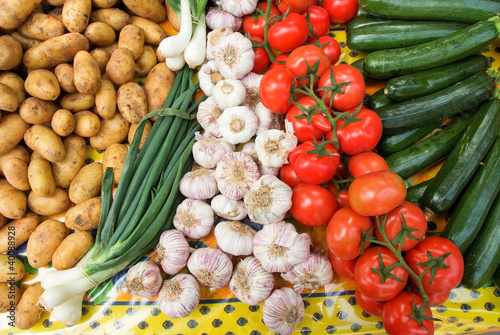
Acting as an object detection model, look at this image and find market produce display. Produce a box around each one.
[1,0,500,334]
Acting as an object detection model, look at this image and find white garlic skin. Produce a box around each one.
[214,220,256,256]
[281,253,334,293]
[197,97,223,137]
[187,247,233,289]
[206,7,243,31]
[255,121,298,168]
[198,61,225,97]
[192,132,235,169]
[206,26,234,61]
[262,287,305,335]
[229,256,275,306]
[179,168,219,200]
[122,261,162,299]
[158,273,200,319]
[217,105,258,145]
[156,229,190,275]
[173,198,215,239]
[220,0,259,17]
[215,151,260,200]
[212,79,247,110]
[210,193,247,221]
[241,72,263,111]
[211,32,255,80]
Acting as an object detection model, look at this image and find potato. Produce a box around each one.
[118,24,144,60]
[117,81,147,124]
[0,83,19,112]
[0,145,30,176]
[0,283,20,313]
[65,196,101,231]
[59,92,95,111]
[95,78,116,120]
[15,282,44,330]
[90,48,111,74]
[0,0,42,30]
[73,110,101,137]
[84,21,116,47]
[28,158,56,197]
[47,5,63,20]
[62,0,92,33]
[52,231,94,270]
[73,50,102,95]
[123,0,167,23]
[52,134,87,188]
[145,62,175,113]
[10,32,42,51]
[24,125,65,163]
[102,143,128,185]
[106,47,135,85]
[54,63,77,93]
[166,1,180,32]
[0,214,7,229]
[0,72,26,106]
[47,0,65,5]
[23,33,90,69]
[0,254,25,282]
[2,157,30,191]
[0,113,30,156]
[90,8,130,31]
[129,16,167,45]
[135,44,158,77]
[27,219,69,268]
[0,179,26,219]
[0,35,23,71]
[51,109,75,136]
[90,112,130,150]
[0,213,40,253]
[19,97,56,124]
[92,0,118,8]
[17,12,66,40]
[24,69,61,101]
[128,119,152,150]
[27,187,71,216]
[69,162,103,204]
[101,41,118,55]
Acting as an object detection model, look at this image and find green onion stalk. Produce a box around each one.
[39,66,206,325]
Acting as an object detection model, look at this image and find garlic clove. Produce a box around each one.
[254,120,298,168]
[241,72,263,111]
[210,193,247,221]
[179,168,219,200]
[156,229,191,275]
[206,26,234,61]
[262,287,305,335]
[229,256,275,306]
[281,253,334,293]
[211,32,254,80]
[187,247,233,289]
[192,132,235,169]
[214,220,256,256]
[199,61,225,97]
[220,0,259,17]
[158,274,200,319]
[255,102,284,136]
[212,79,247,110]
[173,198,215,239]
[197,97,224,137]
[206,7,243,31]
[122,261,163,299]
[217,105,258,145]
[215,151,260,200]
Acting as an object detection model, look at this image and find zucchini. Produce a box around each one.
[363,17,500,79]
[366,88,394,110]
[494,266,500,289]
[350,58,378,85]
[385,114,471,179]
[347,21,468,52]
[359,0,500,23]
[384,55,492,102]
[405,179,432,209]
[345,14,396,32]
[422,98,500,214]
[375,71,496,134]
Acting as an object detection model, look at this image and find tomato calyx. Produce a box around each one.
[408,298,441,333]
[416,251,452,286]
[316,67,351,108]
[389,214,426,252]
[371,249,407,285]
[305,138,339,158]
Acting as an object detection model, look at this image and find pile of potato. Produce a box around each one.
[0,0,177,329]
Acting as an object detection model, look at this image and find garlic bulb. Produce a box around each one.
[241,72,263,111]
[121,261,162,299]
[187,247,233,289]
[206,7,243,31]
[206,26,234,61]
[158,274,200,319]
[212,79,246,110]
[241,141,280,176]
[179,168,219,200]
[253,221,311,273]
[262,287,305,335]
[211,193,247,220]
[255,102,284,135]
[197,97,224,137]
[229,256,275,306]
[217,106,258,145]
[220,0,259,17]
[199,61,225,96]
[215,151,260,200]
[192,132,235,169]
[244,174,293,225]
[173,198,215,239]
[255,120,298,168]
[211,32,255,80]
[281,253,334,293]
[214,220,256,256]
[156,229,190,275]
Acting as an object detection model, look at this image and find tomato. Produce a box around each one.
[335,189,350,209]
[251,36,270,74]
[279,163,303,189]
[290,183,337,226]
[354,246,409,301]
[268,13,309,53]
[326,207,373,260]
[242,2,281,39]
[311,35,341,65]
[375,201,427,252]
[321,0,359,24]
[410,285,451,307]
[277,0,311,13]
[285,97,329,143]
[259,68,296,114]
[334,108,383,155]
[347,151,389,178]
[348,170,407,217]
[292,141,340,184]
[285,45,331,87]
[382,291,435,335]
[270,53,288,70]
[317,64,366,111]
[355,288,384,317]
[301,5,330,39]
[328,251,356,280]
[405,236,464,293]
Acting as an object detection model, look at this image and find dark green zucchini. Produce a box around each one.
[350,58,379,84]
[375,71,496,134]
[345,14,396,32]
[359,0,500,23]
[363,17,500,79]
[422,98,500,214]
[385,114,471,179]
[405,179,432,209]
[366,88,394,110]
[347,21,468,52]
[384,55,492,102]
[494,266,500,289]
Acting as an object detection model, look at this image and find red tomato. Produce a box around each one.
[355,288,384,317]
[321,0,359,24]
[347,151,389,178]
[383,291,435,335]
[290,183,337,226]
[317,64,366,111]
[279,163,303,189]
[311,35,342,65]
[348,170,407,217]
[375,201,427,251]
[285,45,331,87]
[270,53,288,70]
[268,13,309,53]
[410,285,451,307]
[242,2,281,39]
[292,141,340,184]
[285,97,329,143]
[251,36,270,74]
[328,251,356,280]
[259,68,296,114]
[277,0,311,13]
[335,189,350,209]
[326,207,373,260]
[301,5,330,39]
[354,246,409,301]
[405,236,464,293]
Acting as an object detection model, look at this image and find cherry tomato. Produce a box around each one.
[242,2,281,39]
[405,236,464,293]
[290,183,337,226]
[268,13,309,53]
[383,291,435,335]
[321,0,359,24]
[301,5,330,39]
[285,97,329,143]
[354,246,409,301]
[285,45,331,87]
[317,64,366,111]
[328,251,356,280]
[292,141,340,184]
[347,151,389,178]
[348,170,407,217]
[375,201,428,252]
[277,0,311,13]
[279,163,303,189]
[326,207,373,260]
[251,36,270,74]
[311,35,341,65]
[270,53,289,70]
[259,68,296,114]
[355,288,384,317]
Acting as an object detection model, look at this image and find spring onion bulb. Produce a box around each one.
[184,12,207,69]
[50,292,86,326]
[166,52,186,71]
[158,0,193,58]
